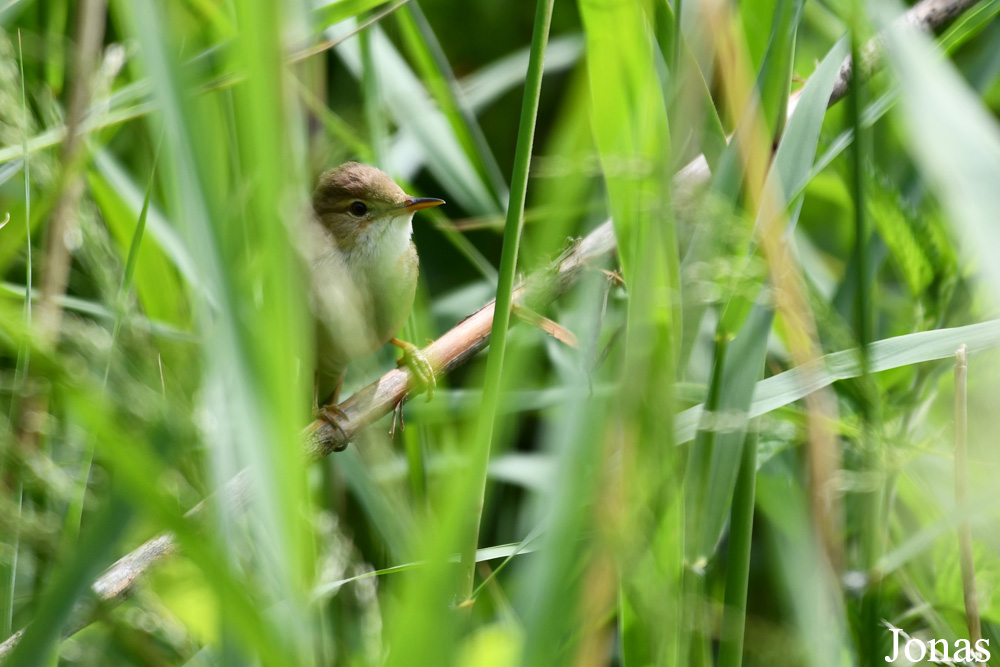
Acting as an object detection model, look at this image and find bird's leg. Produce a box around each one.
[390,337,436,401]
[314,373,349,449]
[317,404,350,451]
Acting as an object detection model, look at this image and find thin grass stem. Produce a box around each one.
[460,0,555,601]
[0,29,32,641]
[717,426,759,667]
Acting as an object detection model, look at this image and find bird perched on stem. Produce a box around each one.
[305,162,444,427]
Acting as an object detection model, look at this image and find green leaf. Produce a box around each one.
[88,159,188,327]
[91,151,206,308]
[767,37,849,224]
[6,496,132,666]
[755,0,805,141]
[332,24,502,216]
[686,307,772,563]
[676,318,1000,443]
[578,0,672,287]
[709,0,805,204]
[683,37,851,563]
[312,0,387,30]
[395,4,508,208]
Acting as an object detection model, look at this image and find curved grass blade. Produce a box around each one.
[312,0,389,29]
[5,495,132,666]
[92,151,208,308]
[0,34,30,642]
[676,318,1000,444]
[459,35,583,112]
[61,152,160,552]
[396,3,508,208]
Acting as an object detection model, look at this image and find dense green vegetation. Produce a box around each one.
[2,0,1000,665]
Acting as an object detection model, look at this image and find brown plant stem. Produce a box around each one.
[36,0,107,343]
[954,345,982,645]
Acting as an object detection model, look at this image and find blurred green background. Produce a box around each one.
[2,0,1000,665]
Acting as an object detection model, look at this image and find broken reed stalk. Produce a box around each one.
[954,345,982,645]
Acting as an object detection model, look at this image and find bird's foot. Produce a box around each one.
[316,404,350,452]
[390,337,436,402]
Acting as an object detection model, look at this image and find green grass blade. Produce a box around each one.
[769,37,849,227]
[330,23,500,215]
[717,424,759,667]
[688,307,772,562]
[516,272,614,666]
[1,30,31,641]
[755,0,805,141]
[463,0,554,601]
[60,154,159,551]
[312,0,388,29]
[579,2,680,663]
[6,496,132,666]
[688,36,848,563]
[459,35,582,112]
[676,318,1000,443]
[359,27,387,166]
[395,3,508,208]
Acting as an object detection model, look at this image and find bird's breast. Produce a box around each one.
[341,216,418,338]
[351,241,418,340]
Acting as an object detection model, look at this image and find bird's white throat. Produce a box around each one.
[347,213,414,274]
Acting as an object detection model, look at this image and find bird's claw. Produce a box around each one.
[393,339,436,402]
[316,404,350,452]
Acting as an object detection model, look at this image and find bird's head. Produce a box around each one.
[312,162,445,252]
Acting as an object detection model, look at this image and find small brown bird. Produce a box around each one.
[306,162,444,416]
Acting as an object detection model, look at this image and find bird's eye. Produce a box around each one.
[348,201,368,217]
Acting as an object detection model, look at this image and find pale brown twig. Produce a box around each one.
[826,0,982,107]
[954,345,982,645]
[36,0,107,344]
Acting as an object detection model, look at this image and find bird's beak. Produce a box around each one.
[401,196,445,212]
